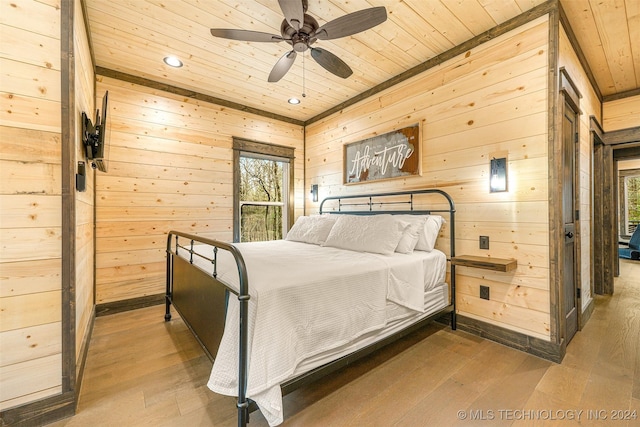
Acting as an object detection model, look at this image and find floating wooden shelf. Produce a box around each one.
[451,255,517,272]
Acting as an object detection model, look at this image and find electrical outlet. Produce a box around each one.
[479,235,490,249]
[480,285,490,300]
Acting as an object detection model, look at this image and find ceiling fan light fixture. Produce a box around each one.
[288,97,301,105]
[163,56,183,68]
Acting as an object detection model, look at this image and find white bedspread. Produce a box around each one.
[189,240,445,426]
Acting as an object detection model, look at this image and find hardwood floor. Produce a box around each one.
[49,260,639,426]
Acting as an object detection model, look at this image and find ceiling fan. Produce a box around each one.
[210,0,387,82]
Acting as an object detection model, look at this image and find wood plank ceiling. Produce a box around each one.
[85,0,639,122]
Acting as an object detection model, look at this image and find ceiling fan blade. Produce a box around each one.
[210,28,283,43]
[268,50,297,82]
[310,47,352,79]
[278,0,304,31]
[314,7,387,40]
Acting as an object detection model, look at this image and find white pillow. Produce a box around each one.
[394,215,427,254]
[322,214,406,255]
[285,215,337,245]
[414,215,445,252]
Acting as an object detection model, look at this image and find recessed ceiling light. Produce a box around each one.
[288,97,300,105]
[163,56,183,68]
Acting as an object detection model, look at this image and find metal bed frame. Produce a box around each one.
[165,188,456,427]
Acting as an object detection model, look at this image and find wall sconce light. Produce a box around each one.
[310,184,318,202]
[490,157,507,192]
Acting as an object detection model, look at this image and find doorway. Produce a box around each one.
[613,149,640,276]
[591,120,640,295]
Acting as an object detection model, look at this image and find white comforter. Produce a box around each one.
[194,240,445,426]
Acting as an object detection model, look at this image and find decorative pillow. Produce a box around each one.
[414,215,445,252]
[285,215,338,245]
[394,215,427,254]
[322,214,406,255]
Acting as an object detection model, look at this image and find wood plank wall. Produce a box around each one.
[94,76,304,304]
[618,159,640,170]
[603,95,640,132]
[305,16,552,340]
[0,0,63,410]
[558,25,602,316]
[74,0,95,366]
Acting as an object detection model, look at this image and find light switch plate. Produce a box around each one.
[480,235,489,249]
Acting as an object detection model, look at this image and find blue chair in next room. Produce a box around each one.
[619,227,640,260]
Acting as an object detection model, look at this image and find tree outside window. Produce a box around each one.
[619,168,640,238]
[625,175,640,234]
[239,156,286,242]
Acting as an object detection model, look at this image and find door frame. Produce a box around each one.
[560,93,580,342]
[552,67,582,347]
[590,117,614,295]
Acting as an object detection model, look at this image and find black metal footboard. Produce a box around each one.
[165,232,251,426]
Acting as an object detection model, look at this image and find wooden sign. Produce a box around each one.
[343,123,421,184]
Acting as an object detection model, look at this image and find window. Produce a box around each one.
[619,169,640,238]
[239,156,287,242]
[233,138,294,243]
[623,174,640,236]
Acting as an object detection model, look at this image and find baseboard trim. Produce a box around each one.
[0,391,75,427]
[439,314,565,363]
[96,293,165,317]
[75,306,95,404]
[581,298,595,329]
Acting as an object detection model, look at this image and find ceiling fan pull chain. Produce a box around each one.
[302,51,306,98]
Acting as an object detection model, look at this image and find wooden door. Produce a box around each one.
[562,98,579,343]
